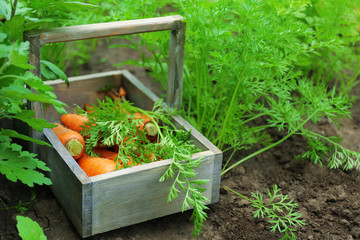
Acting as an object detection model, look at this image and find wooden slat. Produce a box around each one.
[42,128,91,236]
[44,72,123,123]
[121,70,160,110]
[24,34,43,155]
[89,151,217,235]
[167,21,186,110]
[25,15,184,45]
[25,15,185,115]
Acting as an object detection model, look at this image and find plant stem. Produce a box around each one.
[10,0,18,20]
[221,185,259,206]
[205,91,224,138]
[0,200,33,212]
[221,110,319,176]
[221,129,293,176]
[216,71,245,149]
[221,147,239,172]
[241,112,268,125]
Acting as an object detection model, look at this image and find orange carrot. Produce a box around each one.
[60,113,89,133]
[108,91,120,100]
[84,103,95,114]
[133,112,151,130]
[77,154,118,177]
[52,123,85,160]
[118,87,126,97]
[93,148,135,167]
[132,112,158,137]
[93,148,118,160]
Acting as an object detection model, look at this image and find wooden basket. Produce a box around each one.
[25,16,222,238]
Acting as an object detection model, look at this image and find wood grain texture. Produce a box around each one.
[42,128,91,236]
[44,71,123,123]
[24,34,43,154]
[89,151,217,235]
[167,21,186,110]
[27,15,186,117]
[25,15,184,45]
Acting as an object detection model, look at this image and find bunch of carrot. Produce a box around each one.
[53,86,162,177]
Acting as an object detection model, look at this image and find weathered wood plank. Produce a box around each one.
[25,15,184,45]
[42,128,91,236]
[167,21,186,110]
[121,70,159,111]
[89,151,217,235]
[44,71,123,123]
[24,34,43,154]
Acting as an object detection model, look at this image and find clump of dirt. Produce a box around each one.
[1,38,360,240]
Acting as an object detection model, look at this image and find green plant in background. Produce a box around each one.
[0,0,95,238]
[95,0,360,238]
[109,0,360,169]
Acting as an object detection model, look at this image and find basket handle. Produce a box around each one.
[25,15,186,116]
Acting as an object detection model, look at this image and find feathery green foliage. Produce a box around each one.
[103,0,360,172]
[223,185,306,240]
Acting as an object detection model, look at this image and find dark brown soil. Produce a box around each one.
[1,38,360,240]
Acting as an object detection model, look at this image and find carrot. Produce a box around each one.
[77,154,118,177]
[84,103,95,114]
[93,148,118,160]
[118,87,127,101]
[52,123,85,160]
[93,148,135,167]
[107,86,126,101]
[108,91,120,100]
[60,113,89,133]
[133,112,151,130]
[132,112,158,136]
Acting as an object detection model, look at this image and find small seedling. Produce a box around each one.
[222,185,305,240]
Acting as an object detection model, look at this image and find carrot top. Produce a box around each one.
[75,97,195,167]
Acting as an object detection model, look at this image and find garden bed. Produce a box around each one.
[1,38,360,240]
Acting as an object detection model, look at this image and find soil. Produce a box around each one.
[1,38,360,240]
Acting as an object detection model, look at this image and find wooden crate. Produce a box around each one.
[25,16,222,237]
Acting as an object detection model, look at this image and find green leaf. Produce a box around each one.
[40,63,56,80]
[0,43,12,58]
[11,110,56,132]
[8,41,34,70]
[16,216,47,240]
[22,71,54,92]
[1,84,66,107]
[0,32,7,42]
[62,1,99,9]
[40,60,69,85]
[2,15,26,42]
[0,138,51,187]
[0,129,53,147]
[0,0,11,20]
